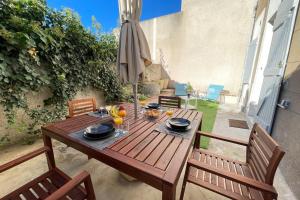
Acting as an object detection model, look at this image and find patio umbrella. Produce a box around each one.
[117,0,152,119]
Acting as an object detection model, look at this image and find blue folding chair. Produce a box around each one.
[175,83,197,110]
[175,83,187,96]
[205,84,224,101]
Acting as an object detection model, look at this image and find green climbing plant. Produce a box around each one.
[0,0,122,143]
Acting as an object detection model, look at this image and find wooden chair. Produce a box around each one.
[180,123,285,200]
[158,96,181,108]
[0,146,96,200]
[68,98,96,118]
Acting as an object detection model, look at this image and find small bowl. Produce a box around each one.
[146,103,160,109]
[168,118,191,130]
[145,109,161,119]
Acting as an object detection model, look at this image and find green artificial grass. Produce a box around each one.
[183,99,219,149]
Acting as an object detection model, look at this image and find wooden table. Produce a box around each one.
[42,104,203,200]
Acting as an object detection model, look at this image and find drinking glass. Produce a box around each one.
[122,121,130,134]
[166,109,174,118]
[118,109,127,118]
[139,100,147,114]
[119,108,128,133]
[98,107,107,118]
[113,117,123,134]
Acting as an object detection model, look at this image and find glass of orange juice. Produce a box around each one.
[113,117,123,134]
[118,109,127,118]
[166,109,174,118]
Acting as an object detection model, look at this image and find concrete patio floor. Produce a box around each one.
[0,103,297,200]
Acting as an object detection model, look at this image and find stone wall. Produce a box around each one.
[144,64,162,82]
[140,0,257,95]
[0,87,105,144]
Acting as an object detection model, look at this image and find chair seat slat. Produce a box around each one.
[187,150,264,200]
[236,164,251,198]
[31,184,49,199]
[21,189,38,200]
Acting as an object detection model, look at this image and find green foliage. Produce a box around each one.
[120,84,149,103]
[0,0,122,142]
[186,82,193,93]
[138,94,148,101]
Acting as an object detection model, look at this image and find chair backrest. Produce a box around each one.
[246,123,285,185]
[68,98,96,117]
[158,96,181,108]
[175,83,187,96]
[206,84,224,101]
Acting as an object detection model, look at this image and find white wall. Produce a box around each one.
[140,0,257,95]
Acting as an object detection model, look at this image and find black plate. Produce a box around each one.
[146,103,160,109]
[83,131,114,140]
[168,118,191,130]
[166,121,191,132]
[84,123,115,139]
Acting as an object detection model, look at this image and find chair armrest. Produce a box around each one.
[188,159,277,197]
[198,131,248,146]
[0,147,50,173]
[45,170,95,200]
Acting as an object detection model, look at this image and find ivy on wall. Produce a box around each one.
[0,0,122,142]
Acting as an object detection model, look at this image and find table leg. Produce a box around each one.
[43,134,56,170]
[198,119,202,131]
[194,120,203,149]
[162,183,176,200]
[180,164,190,200]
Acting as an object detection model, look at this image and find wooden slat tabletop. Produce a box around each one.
[42,103,203,199]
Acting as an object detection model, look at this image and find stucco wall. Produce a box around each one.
[272,5,300,197]
[140,0,257,95]
[0,87,105,144]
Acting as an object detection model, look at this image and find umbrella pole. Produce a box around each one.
[133,84,138,119]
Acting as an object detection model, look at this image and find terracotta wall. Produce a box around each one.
[271,5,300,197]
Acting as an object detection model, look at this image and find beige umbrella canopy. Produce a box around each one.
[117,0,152,118]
